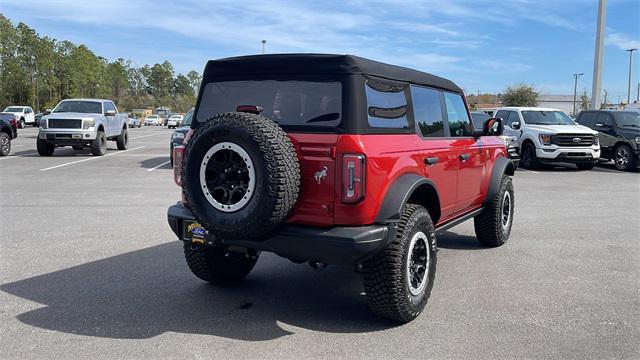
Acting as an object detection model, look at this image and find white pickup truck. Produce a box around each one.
[38,99,129,156]
[2,105,35,128]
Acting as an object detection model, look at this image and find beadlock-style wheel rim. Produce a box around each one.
[200,142,256,213]
[502,191,512,230]
[615,147,629,169]
[406,231,430,296]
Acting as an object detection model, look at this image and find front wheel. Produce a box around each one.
[614,144,636,171]
[363,204,437,323]
[183,242,258,285]
[474,175,514,247]
[520,142,540,170]
[90,130,107,156]
[0,132,11,156]
[36,138,54,156]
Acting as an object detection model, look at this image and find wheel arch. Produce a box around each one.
[375,174,441,225]
[484,156,514,205]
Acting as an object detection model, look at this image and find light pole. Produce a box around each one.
[626,48,637,104]
[573,73,584,116]
[261,40,266,54]
[590,0,606,110]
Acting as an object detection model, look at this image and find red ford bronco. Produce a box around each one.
[167,54,515,323]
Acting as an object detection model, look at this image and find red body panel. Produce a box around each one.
[286,131,507,228]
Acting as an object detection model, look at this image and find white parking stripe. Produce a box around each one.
[130,133,165,140]
[147,160,171,172]
[40,146,145,171]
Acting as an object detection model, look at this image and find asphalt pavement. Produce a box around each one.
[1,126,639,359]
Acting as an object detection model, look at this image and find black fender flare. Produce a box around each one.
[375,174,440,224]
[484,156,515,204]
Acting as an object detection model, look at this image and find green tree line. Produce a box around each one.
[0,14,201,113]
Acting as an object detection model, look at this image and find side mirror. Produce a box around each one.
[510,121,521,129]
[105,110,116,116]
[483,117,504,136]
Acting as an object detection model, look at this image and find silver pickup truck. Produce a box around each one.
[38,99,128,156]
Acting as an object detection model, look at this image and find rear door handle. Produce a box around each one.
[424,157,439,165]
[459,153,471,161]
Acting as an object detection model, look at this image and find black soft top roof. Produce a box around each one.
[202,54,462,93]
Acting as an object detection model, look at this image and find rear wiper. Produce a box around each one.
[306,113,340,123]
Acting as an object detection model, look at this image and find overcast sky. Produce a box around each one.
[2,0,639,100]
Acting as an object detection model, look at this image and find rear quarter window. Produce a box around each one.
[365,80,409,129]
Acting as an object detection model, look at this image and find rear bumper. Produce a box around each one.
[167,203,392,265]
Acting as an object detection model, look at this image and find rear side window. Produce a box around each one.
[443,92,473,137]
[577,112,597,128]
[411,85,444,137]
[197,80,342,130]
[365,80,409,129]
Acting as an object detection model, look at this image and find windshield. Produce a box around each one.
[53,101,102,114]
[471,112,490,131]
[522,110,574,125]
[613,112,640,127]
[197,80,342,130]
[4,107,24,112]
[183,110,193,126]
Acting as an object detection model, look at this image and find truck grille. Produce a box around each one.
[49,119,82,129]
[551,134,594,147]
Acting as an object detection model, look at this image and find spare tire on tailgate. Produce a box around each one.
[182,112,300,240]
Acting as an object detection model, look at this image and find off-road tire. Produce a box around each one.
[613,144,636,171]
[182,112,300,240]
[183,243,257,285]
[91,130,107,156]
[521,142,540,170]
[72,145,84,150]
[116,127,128,150]
[36,138,54,156]
[363,204,437,323]
[576,163,595,170]
[0,132,11,156]
[474,175,514,247]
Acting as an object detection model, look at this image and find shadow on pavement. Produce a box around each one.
[139,156,171,170]
[436,231,486,250]
[1,242,396,340]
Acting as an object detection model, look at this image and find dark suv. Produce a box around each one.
[167,54,515,322]
[0,112,18,156]
[576,110,640,171]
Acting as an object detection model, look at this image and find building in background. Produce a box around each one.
[538,94,590,115]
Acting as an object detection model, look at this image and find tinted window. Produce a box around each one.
[183,110,194,126]
[495,110,509,121]
[596,112,614,126]
[612,112,640,127]
[366,80,409,129]
[4,107,24,112]
[198,80,342,129]
[522,110,573,125]
[53,101,102,114]
[470,112,490,131]
[443,92,472,137]
[411,86,444,137]
[577,112,598,128]
[506,111,520,127]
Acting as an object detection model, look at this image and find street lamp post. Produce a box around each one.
[573,73,584,116]
[626,48,637,104]
[261,40,266,54]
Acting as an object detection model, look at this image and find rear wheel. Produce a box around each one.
[36,138,55,156]
[520,142,540,170]
[363,204,437,323]
[614,144,636,171]
[90,130,107,156]
[0,132,11,156]
[183,242,258,285]
[474,175,514,247]
[116,127,128,150]
[19,118,25,129]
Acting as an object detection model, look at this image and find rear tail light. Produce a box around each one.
[10,118,17,128]
[173,145,185,186]
[342,154,365,203]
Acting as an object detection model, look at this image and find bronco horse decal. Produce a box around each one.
[314,166,328,184]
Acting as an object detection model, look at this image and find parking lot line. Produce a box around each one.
[39,146,145,171]
[130,133,166,140]
[147,160,171,172]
